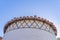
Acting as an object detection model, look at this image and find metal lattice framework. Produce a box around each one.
[4,16,57,36]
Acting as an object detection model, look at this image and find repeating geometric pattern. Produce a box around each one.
[6,20,55,35]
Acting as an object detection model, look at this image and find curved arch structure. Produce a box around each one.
[3,16,57,40]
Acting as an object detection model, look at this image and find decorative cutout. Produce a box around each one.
[6,20,55,35]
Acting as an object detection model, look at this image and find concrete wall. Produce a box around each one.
[3,28,56,40]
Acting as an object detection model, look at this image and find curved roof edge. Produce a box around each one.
[4,15,57,36]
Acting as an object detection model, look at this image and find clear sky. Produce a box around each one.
[0,0,60,37]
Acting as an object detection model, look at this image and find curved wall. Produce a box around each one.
[3,28,56,40]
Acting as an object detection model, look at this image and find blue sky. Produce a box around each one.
[0,0,60,37]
